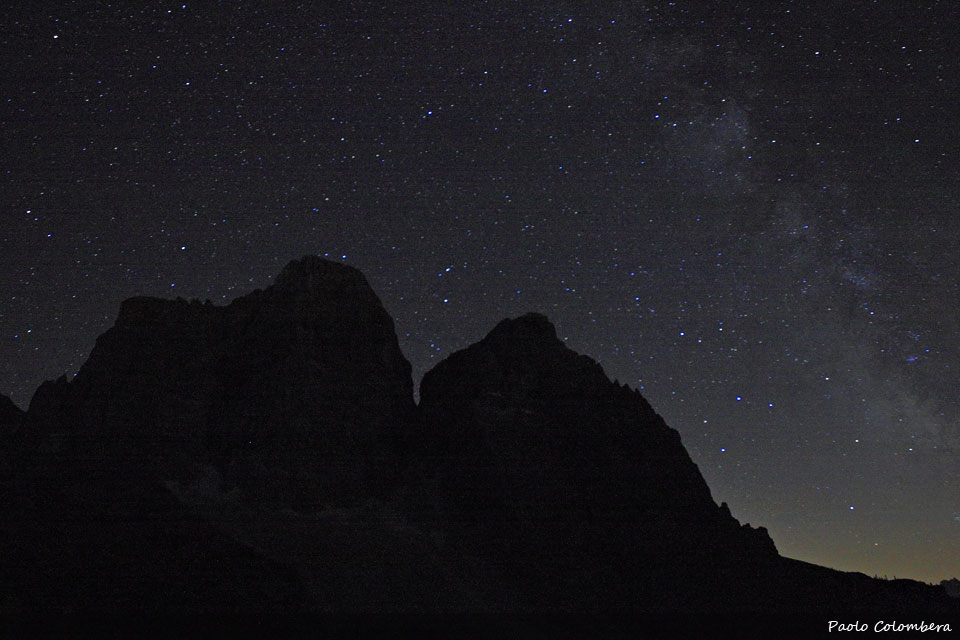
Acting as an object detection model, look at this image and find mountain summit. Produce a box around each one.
[412,311,776,610]
[19,256,413,508]
[418,312,773,542]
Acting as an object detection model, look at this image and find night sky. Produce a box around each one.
[2,1,957,583]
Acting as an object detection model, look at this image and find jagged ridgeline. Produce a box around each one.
[14,257,414,508]
[0,256,956,625]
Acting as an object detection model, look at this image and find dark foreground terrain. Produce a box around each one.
[1,256,956,636]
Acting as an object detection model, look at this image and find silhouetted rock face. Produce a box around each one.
[415,313,776,608]
[20,256,414,506]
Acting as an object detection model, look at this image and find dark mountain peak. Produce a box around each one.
[420,312,610,409]
[484,312,559,346]
[17,255,414,508]
[414,310,780,607]
[271,255,373,300]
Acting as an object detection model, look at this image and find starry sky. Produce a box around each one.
[2,1,957,583]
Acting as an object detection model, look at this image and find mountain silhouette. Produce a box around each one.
[1,256,956,633]
[409,312,778,611]
[16,256,413,508]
